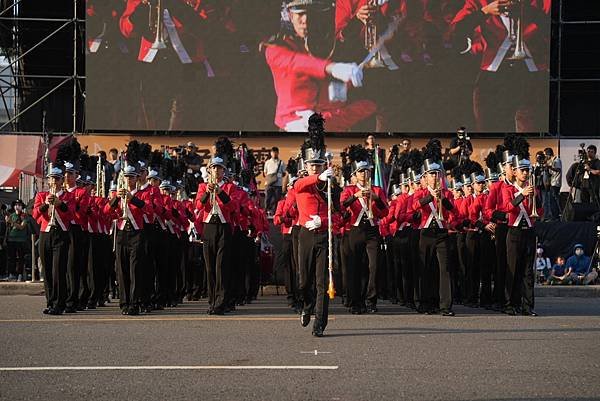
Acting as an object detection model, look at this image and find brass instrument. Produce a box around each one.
[506,0,527,61]
[117,163,129,221]
[364,0,385,68]
[96,157,105,198]
[366,169,374,220]
[434,173,444,222]
[149,0,167,50]
[208,167,219,216]
[529,167,539,218]
[48,182,57,227]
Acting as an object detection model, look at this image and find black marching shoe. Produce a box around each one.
[128,305,140,316]
[441,309,455,317]
[48,307,63,315]
[64,306,77,314]
[312,325,324,337]
[503,306,517,316]
[42,308,51,315]
[367,304,378,314]
[300,311,311,327]
[522,309,538,317]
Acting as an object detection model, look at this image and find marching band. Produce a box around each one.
[32,115,543,338]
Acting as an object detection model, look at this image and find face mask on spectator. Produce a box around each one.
[536,248,543,255]
[575,249,584,256]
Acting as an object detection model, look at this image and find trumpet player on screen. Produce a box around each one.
[450,0,550,132]
[261,0,377,132]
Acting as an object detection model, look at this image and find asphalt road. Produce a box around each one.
[1,295,599,401]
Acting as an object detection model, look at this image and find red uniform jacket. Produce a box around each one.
[138,184,165,227]
[468,192,490,230]
[485,180,509,223]
[451,0,549,72]
[501,182,544,228]
[194,181,237,225]
[274,199,293,235]
[294,175,338,229]
[283,187,300,226]
[104,189,149,230]
[263,36,376,131]
[393,192,412,232]
[66,186,90,230]
[412,187,455,229]
[33,190,75,232]
[340,184,388,226]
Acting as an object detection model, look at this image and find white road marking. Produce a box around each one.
[0,365,339,372]
[300,350,332,355]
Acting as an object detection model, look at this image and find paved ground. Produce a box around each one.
[0,295,599,401]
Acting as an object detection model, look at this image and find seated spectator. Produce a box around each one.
[546,256,572,285]
[565,244,597,285]
[534,245,552,283]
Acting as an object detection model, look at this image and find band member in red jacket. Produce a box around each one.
[412,159,456,316]
[501,156,543,316]
[274,180,301,311]
[33,164,75,315]
[262,0,377,132]
[295,114,339,337]
[340,156,388,314]
[451,0,550,132]
[195,156,237,315]
[105,162,150,316]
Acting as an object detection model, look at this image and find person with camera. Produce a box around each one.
[540,148,561,221]
[448,127,473,166]
[566,144,600,208]
[6,200,28,282]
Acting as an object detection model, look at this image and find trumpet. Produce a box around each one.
[117,163,129,221]
[48,182,57,227]
[148,0,167,50]
[528,168,539,218]
[434,173,444,222]
[96,157,105,198]
[208,167,219,216]
[366,169,374,220]
[506,0,527,61]
[364,0,385,68]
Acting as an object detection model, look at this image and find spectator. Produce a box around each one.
[542,147,561,221]
[546,256,571,285]
[263,146,286,215]
[6,200,28,281]
[567,145,600,206]
[534,245,552,284]
[183,142,203,173]
[565,243,597,285]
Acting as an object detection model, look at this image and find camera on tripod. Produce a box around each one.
[456,126,471,149]
[577,143,588,164]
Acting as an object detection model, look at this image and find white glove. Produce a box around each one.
[284,110,314,132]
[318,167,334,182]
[304,214,322,231]
[376,0,389,5]
[330,63,363,88]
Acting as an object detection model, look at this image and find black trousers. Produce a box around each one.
[347,224,380,307]
[409,228,422,305]
[85,233,106,307]
[298,227,329,330]
[202,223,232,311]
[279,233,298,303]
[230,230,248,305]
[393,229,414,305]
[67,226,88,308]
[447,232,461,304]
[466,231,495,306]
[167,233,182,304]
[493,224,509,307]
[40,228,70,310]
[177,236,189,301]
[155,229,171,306]
[115,229,144,309]
[455,232,468,304]
[142,225,158,306]
[339,233,350,301]
[505,227,536,312]
[419,228,453,312]
[6,240,27,276]
[188,242,205,299]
